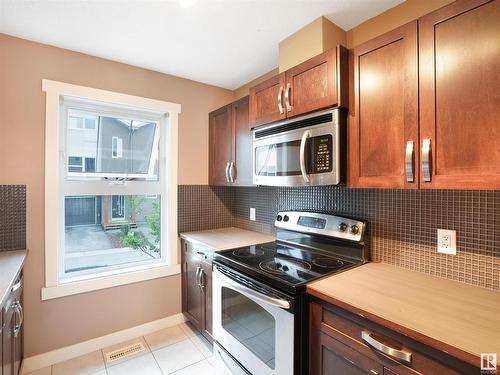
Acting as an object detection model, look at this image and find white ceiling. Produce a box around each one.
[0,0,404,89]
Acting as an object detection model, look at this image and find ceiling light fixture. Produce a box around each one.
[180,0,198,8]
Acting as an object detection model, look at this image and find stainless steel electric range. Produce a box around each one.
[212,211,368,375]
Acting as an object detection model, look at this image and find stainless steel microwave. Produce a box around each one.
[253,108,346,186]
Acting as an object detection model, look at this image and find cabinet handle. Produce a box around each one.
[277,86,284,114]
[13,302,23,338]
[200,269,206,290]
[369,370,379,375]
[195,266,201,287]
[422,138,432,182]
[361,331,412,364]
[225,162,231,182]
[229,161,235,183]
[285,83,292,112]
[405,141,414,183]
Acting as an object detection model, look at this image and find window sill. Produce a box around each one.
[41,263,180,300]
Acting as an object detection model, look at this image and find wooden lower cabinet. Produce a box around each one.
[309,299,478,375]
[2,272,23,375]
[181,240,213,342]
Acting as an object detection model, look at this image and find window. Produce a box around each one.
[43,79,180,300]
[112,136,123,158]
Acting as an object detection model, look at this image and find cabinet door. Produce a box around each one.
[285,46,348,119]
[182,244,203,331]
[232,96,253,186]
[349,21,418,188]
[13,301,23,375]
[200,261,213,342]
[209,104,234,186]
[249,73,286,127]
[419,0,500,189]
[3,304,14,375]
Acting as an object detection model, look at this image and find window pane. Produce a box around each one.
[64,195,161,276]
[66,109,159,178]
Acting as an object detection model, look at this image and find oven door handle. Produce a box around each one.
[299,130,311,183]
[221,271,291,309]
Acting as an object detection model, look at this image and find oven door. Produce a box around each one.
[253,110,341,186]
[213,267,295,375]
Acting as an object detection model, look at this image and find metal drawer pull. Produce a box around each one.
[285,83,292,112]
[225,162,231,182]
[277,86,284,114]
[405,141,414,182]
[422,138,431,182]
[369,370,379,375]
[361,331,412,364]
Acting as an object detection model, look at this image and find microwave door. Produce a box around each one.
[256,144,278,177]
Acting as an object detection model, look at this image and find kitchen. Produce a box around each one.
[0,0,499,374]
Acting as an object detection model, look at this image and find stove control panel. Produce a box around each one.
[274,211,366,242]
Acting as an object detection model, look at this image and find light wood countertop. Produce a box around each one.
[0,250,27,307]
[180,227,275,251]
[307,262,500,367]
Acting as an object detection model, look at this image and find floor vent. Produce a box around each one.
[105,342,145,363]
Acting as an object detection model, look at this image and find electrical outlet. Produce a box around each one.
[437,229,456,255]
[250,207,256,221]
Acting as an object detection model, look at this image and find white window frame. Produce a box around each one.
[42,79,181,300]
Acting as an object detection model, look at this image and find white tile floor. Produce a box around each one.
[26,322,219,375]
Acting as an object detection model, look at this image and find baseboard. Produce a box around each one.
[21,313,187,374]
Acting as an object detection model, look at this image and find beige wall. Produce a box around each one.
[279,17,346,72]
[345,0,455,48]
[0,33,233,356]
[233,68,279,100]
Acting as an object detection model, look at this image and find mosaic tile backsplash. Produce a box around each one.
[0,185,26,251]
[178,185,499,291]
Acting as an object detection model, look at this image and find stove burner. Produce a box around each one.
[312,258,345,269]
[259,258,311,275]
[232,248,265,258]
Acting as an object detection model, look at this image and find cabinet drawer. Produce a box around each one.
[184,241,213,264]
[310,300,477,375]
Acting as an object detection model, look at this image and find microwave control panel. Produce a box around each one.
[311,135,333,173]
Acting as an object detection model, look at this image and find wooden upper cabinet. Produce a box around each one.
[419,0,500,189]
[209,96,253,186]
[286,46,348,118]
[249,73,286,127]
[249,46,348,128]
[349,21,418,188]
[233,96,253,186]
[209,104,233,186]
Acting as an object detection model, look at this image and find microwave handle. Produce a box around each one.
[299,130,311,183]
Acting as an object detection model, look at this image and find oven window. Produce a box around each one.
[221,287,276,369]
[255,141,303,176]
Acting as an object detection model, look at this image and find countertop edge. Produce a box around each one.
[306,286,480,368]
[0,249,28,308]
[179,227,275,251]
